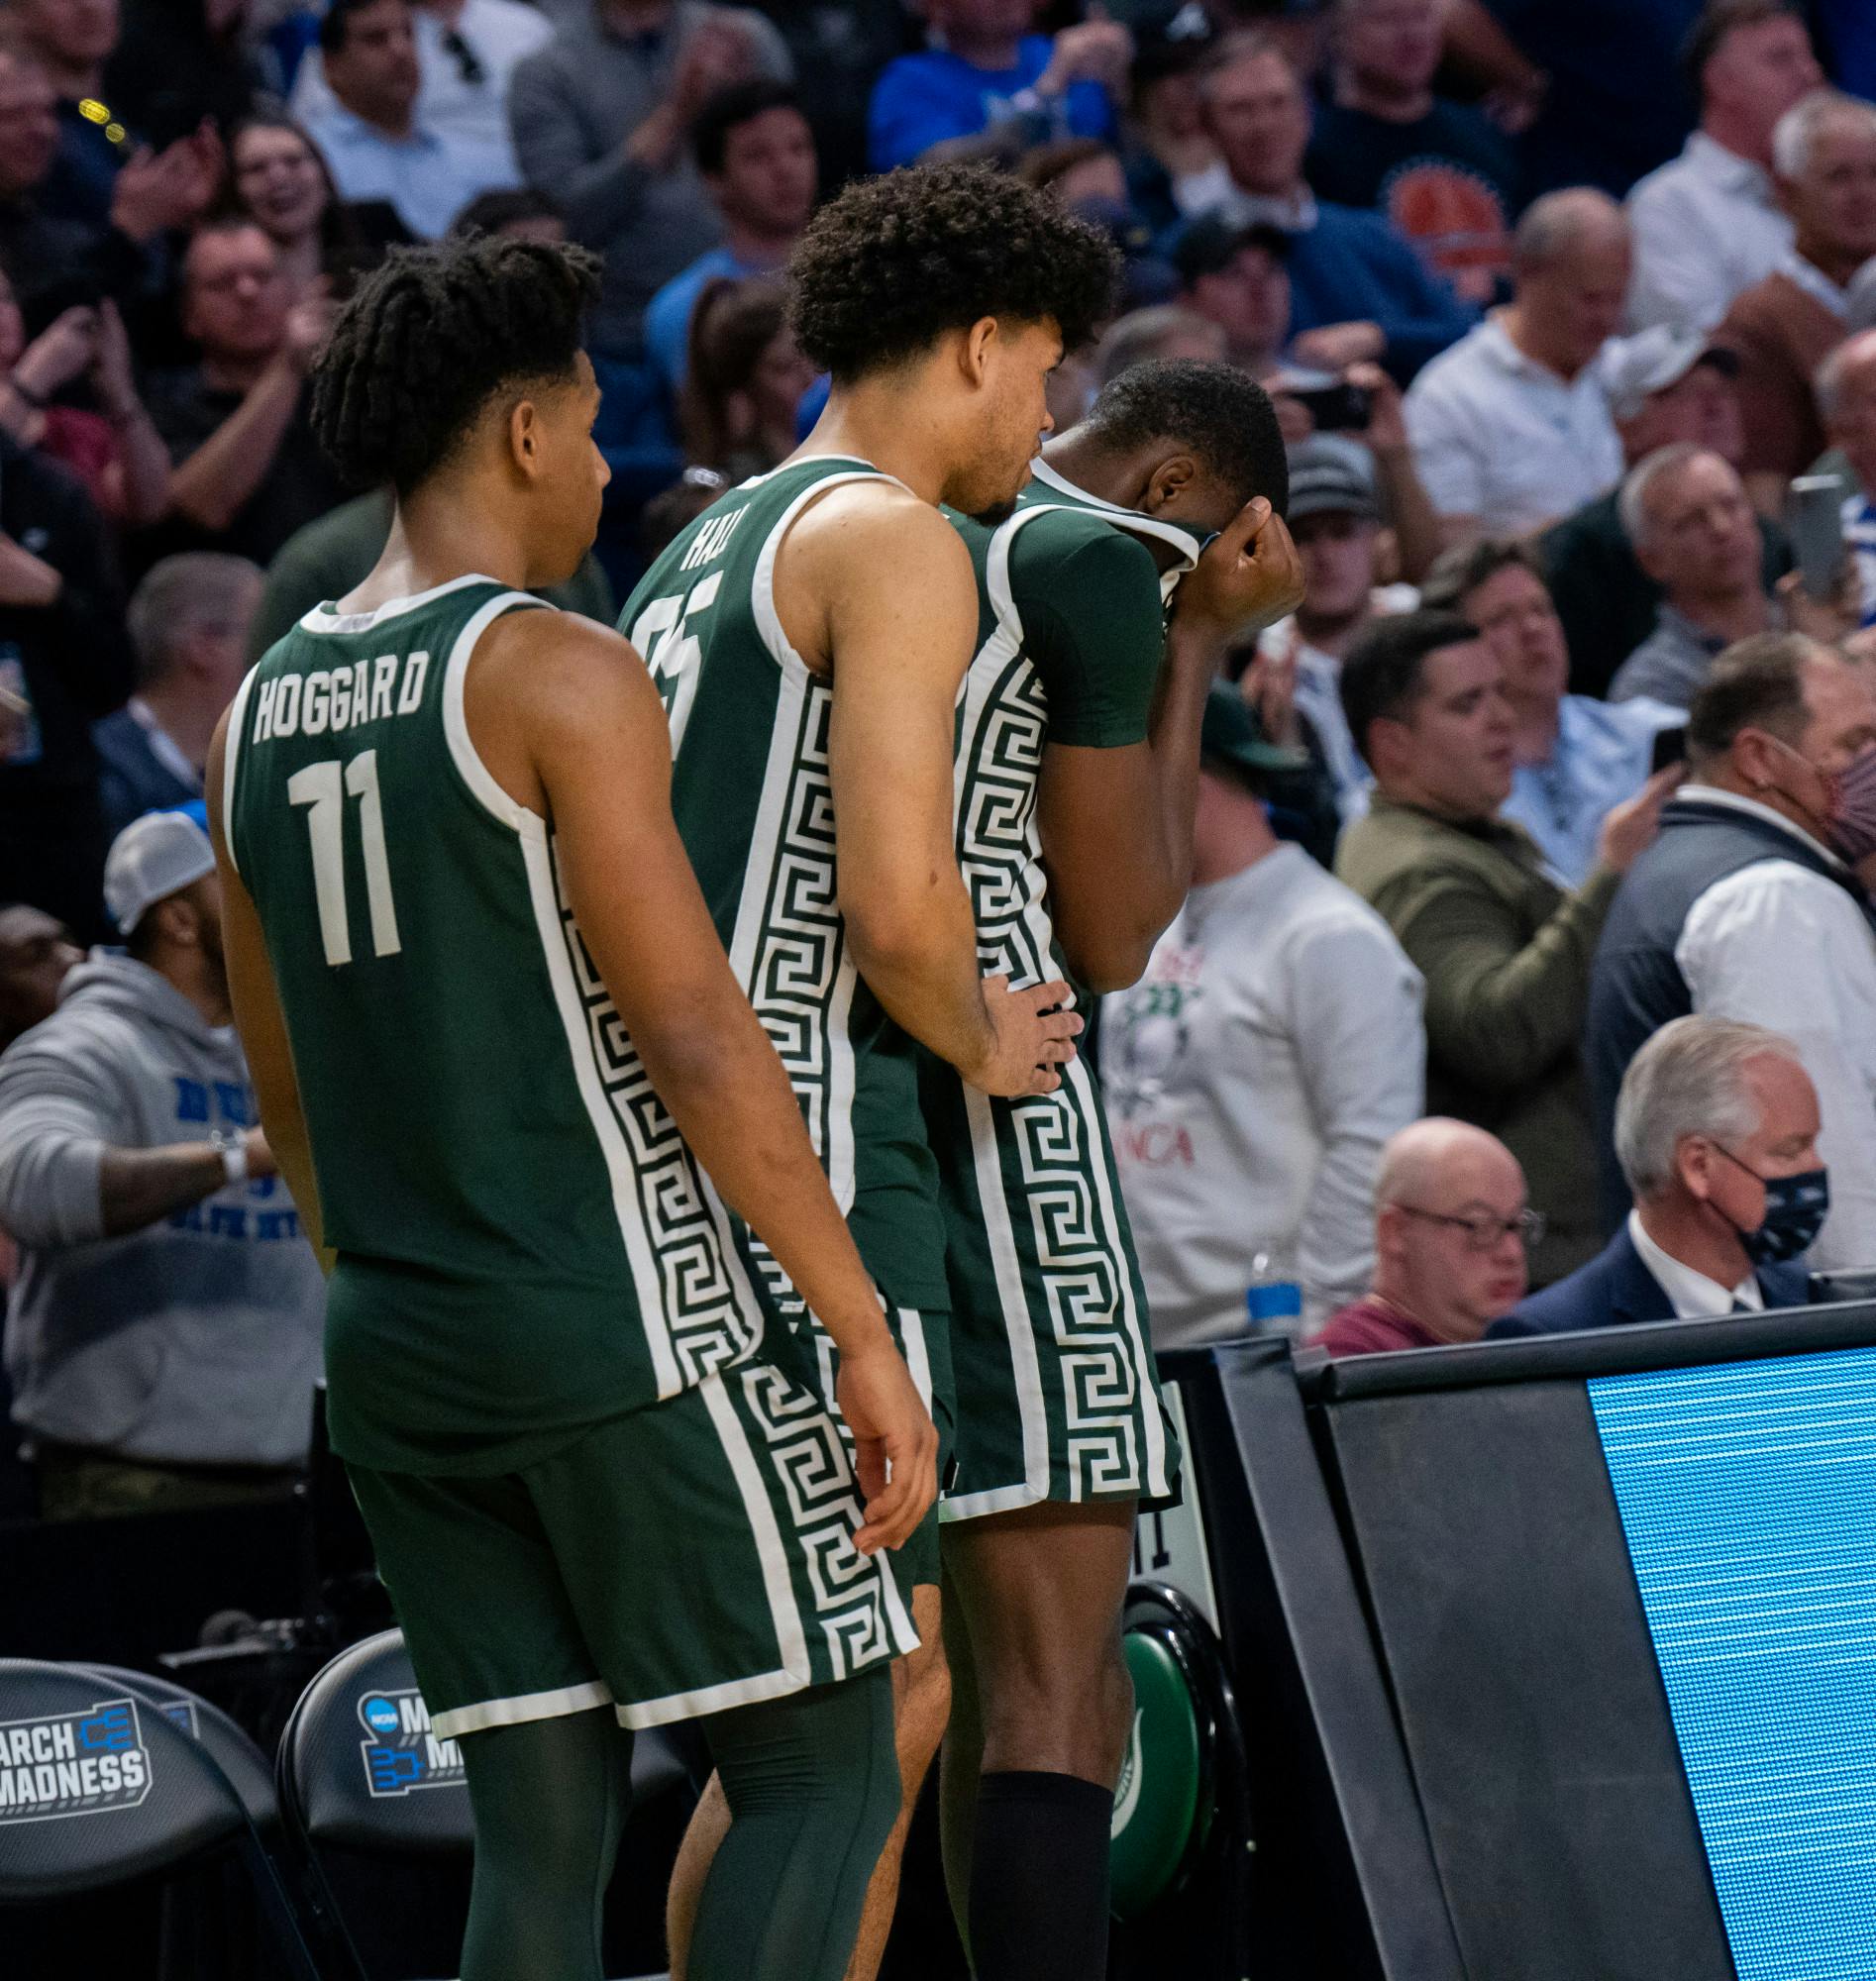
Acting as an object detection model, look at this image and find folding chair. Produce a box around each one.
[0,1655,319,1980]
[277,1627,685,1979]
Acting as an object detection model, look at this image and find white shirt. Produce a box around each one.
[1627,1208,1762,1316]
[1671,784,1876,1273]
[1102,844,1425,1344]
[292,0,549,163]
[300,101,521,240]
[1403,315,1624,534]
[1625,130,1793,335]
[1177,167,1317,233]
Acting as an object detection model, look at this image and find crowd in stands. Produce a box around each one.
[4,0,1876,1516]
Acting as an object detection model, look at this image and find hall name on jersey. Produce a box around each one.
[251,651,430,744]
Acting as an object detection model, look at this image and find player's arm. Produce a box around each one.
[1038,497,1303,991]
[206,709,331,1265]
[785,485,1082,1095]
[475,611,935,1548]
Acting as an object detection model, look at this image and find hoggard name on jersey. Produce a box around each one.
[0,1699,152,1823]
[250,649,433,745]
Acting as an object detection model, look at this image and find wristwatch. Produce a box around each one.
[208,1129,249,1186]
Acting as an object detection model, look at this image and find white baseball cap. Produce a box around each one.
[1604,326,1739,424]
[103,810,216,934]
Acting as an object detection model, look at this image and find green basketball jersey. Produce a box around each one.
[923,463,1198,1513]
[225,575,774,1475]
[949,461,1201,994]
[619,458,949,1315]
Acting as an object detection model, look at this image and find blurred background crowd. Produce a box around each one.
[5,0,1876,1521]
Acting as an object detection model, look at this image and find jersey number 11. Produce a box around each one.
[287,749,402,967]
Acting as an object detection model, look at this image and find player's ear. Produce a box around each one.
[959,316,998,388]
[507,396,542,480]
[1147,454,1199,511]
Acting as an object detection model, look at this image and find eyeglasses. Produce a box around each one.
[442,28,485,86]
[1398,1204,1546,1252]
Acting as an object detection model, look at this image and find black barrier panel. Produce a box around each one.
[1325,1377,1735,1981]
[1170,1342,1468,1981]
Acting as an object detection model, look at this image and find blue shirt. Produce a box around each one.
[1501,693,1686,887]
[868,37,1115,172]
[643,245,775,397]
[1286,200,1476,382]
[299,104,517,240]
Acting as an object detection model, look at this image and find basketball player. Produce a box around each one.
[931,358,1302,1980]
[627,166,1117,1981]
[205,234,939,1981]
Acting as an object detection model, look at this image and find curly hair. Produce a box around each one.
[309,234,601,495]
[787,164,1119,384]
[1080,360,1289,515]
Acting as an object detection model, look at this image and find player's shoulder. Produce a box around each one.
[478,601,653,705]
[1005,502,1162,598]
[788,475,972,583]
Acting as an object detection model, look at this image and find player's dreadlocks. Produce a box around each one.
[788,164,1119,384]
[310,233,601,495]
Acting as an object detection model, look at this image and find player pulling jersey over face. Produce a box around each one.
[207,233,937,1981]
[930,361,1304,1981]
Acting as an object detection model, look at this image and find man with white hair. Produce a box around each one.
[1610,445,1779,706]
[91,554,263,842]
[1493,1016,1819,1336]
[1718,88,1876,506]
[1625,0,1823,335]
[1403,188,1629,543]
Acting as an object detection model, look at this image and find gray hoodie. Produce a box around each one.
[0,953,325,1466]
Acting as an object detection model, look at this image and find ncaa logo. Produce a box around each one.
[0,1699,153,1825]
[358,1688,466,1799]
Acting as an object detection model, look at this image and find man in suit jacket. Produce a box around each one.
[1492,1013,1823,1337]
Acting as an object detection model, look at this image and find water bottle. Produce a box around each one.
[1244,1248,1303,1333]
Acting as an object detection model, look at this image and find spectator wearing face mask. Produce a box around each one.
[1495,1015,1820,1338]
[1422,540,1684,886]
[1587,633,1876,1269]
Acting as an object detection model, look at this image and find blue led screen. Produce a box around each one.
[1591,1346,1876,1981]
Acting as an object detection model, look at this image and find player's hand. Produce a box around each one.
[242,1127,279,1181]
[1176,496,1306,645]
[967,974,1083,1097]
[836,1341,938,1553]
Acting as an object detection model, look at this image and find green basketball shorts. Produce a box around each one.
[927,1060,1182,1520]
[347,1359,922,1742]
